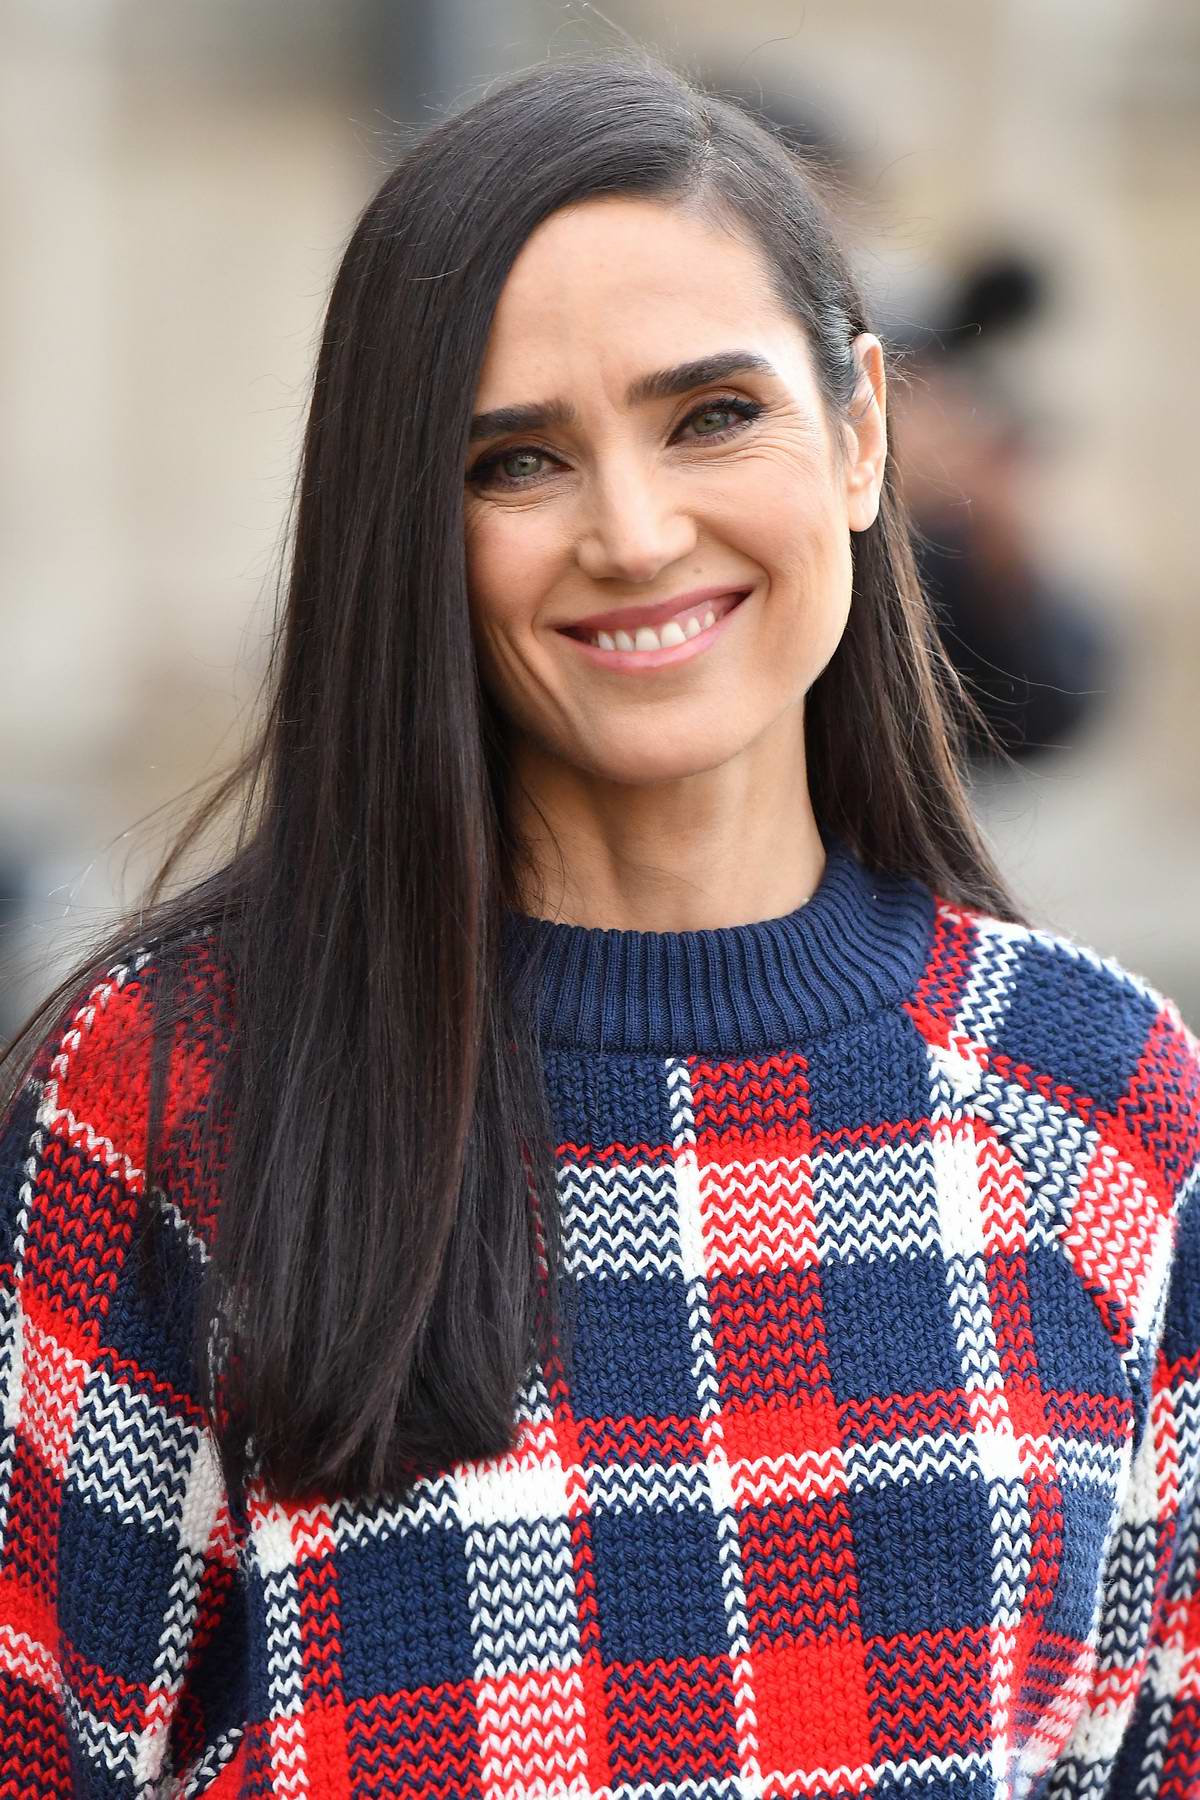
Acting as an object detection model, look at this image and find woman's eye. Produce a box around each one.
[489,448,552,485]
[676,394,763,441]
[467,446,557,491]
[686,401,753,437]
[467,394,762,491]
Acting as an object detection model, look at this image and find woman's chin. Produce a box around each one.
[581,734,753,789]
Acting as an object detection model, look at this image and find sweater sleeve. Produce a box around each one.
[1046,999,1200,1799]
[0,945,247,1797]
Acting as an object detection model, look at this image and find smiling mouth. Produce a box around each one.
[557,588,752,670]
[561,590,747,652]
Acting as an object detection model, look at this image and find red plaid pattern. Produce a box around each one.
[0,889,1197,1798]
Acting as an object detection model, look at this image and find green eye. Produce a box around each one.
[467,393,763,492]
[690,403,745,435]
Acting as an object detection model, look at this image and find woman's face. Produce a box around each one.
[464,195,886,790]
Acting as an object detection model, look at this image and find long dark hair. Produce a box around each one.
[0,46,1030,1503]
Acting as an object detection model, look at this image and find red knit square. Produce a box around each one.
[751,1628,874,1776]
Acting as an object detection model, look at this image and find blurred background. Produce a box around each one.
[1,0,1197,1038]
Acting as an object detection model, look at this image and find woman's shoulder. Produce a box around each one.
[0,925,242,1784]
[925,885,1200,1141]
[917,889,1200,1431]
[1,922,239,1276]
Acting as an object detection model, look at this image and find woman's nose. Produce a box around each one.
[573,466,699,584]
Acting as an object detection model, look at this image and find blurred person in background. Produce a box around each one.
[0,46,1197,1800]
[711,71,1118,766]
[889,254,1118,765]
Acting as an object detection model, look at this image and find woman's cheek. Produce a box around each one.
[468,511,544,621]
[465,539,536,709]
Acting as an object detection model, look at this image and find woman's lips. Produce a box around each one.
[560,589,751,671]
[562,584,751,637]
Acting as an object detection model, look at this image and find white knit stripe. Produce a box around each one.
[266,1705,308,1800]
[0,1115,42,1551]
[836,1429,1117,1493]
[169,1722,245,1798]
[976,1076,1097,1252]
[469,1565,591,1794]
[0,1622,59,1691]
[665,1055,764,1800]
[133,1547,205,1786]
[456,1377,591,1795]
[1113,1293,1200,1785]
[62,1691,140,1786]
[556,1157,679,1278]
[46,1108,142,1193]
[944,918,1063,1784]
[928,1045,1030,1785]
[328,1471,456,1551]
[952,912,1024,1052]
[69,1363,201,1532]
[133,1431,228,1787]
[251,1502,309,1798]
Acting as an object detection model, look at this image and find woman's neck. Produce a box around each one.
[504,727,825,933]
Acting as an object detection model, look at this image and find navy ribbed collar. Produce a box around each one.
[500,825,935,1055]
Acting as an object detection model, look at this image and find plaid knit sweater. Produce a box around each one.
[2,830,1199,1799]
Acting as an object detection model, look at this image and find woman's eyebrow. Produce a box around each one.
[467,350,777,443]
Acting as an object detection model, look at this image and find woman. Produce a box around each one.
[1,49,1197,1800]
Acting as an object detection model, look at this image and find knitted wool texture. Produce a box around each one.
[1,831,1199,1798]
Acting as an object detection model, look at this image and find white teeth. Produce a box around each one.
[583,599,735,652]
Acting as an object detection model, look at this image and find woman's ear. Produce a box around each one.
[842,333,888,534]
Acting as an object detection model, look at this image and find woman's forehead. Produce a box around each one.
[496,196,774,318]
[477,202,802,403]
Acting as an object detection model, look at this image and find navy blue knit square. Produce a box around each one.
[1163,1184,1200,1364]
[104,1216,206,1403]
[57,1487,182,1686]
[568,1273,700,1421]
[338,1517,474,1698]
[542,1050,674,1154]
[589,1499,729,1663]
[994,940,1157,1112]
[820,1254,962,1403]
[177,1560,249,1763]
[804,1010,934,1139]
[1027,1243,1125,1397]
[1043,1475,1116,1643]
[849,1472,994,1636]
